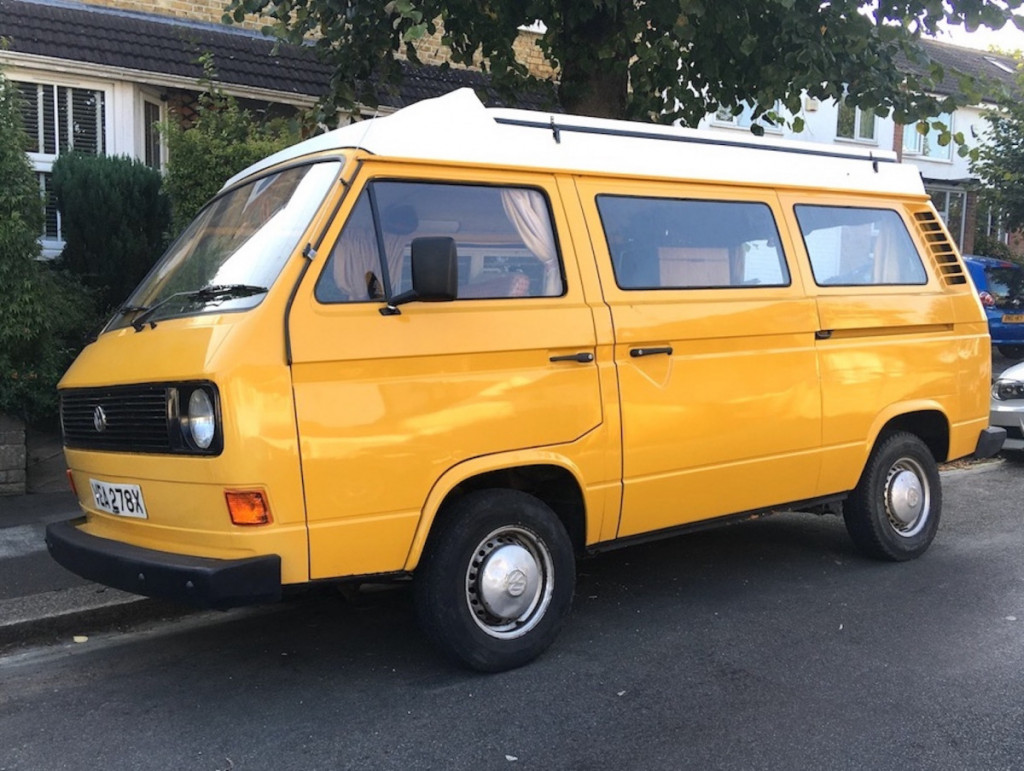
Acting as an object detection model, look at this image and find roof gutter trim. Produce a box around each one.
[0,50,320,107]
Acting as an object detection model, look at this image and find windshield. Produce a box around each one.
[108,160,342,331]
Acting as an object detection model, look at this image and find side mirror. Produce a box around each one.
[381,237,458,314]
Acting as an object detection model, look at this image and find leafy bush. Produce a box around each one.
[52,152,170,312]
[0,72,96,424]
[164,55,299,235]
[972,234,1018,263]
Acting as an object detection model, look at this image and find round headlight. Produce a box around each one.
[187,389,216,449]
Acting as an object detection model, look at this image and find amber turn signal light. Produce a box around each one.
[225,491,272,526]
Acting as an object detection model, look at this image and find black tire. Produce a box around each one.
[413,489,575,672]
[998,345,1024,360]
[843,431,942,561]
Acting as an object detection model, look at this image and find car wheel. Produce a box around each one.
[998,345,1024,360]
[414,489,575,672]
[843,431,941,561]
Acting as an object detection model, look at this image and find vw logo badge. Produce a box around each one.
[93,405,108,433]
[505,569,528,597]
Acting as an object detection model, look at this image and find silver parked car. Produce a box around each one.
[992,360,1024,452]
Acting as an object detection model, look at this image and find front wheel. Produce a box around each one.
[414,489,575,672]
[998,345,1024,360]
[843,431,942,561]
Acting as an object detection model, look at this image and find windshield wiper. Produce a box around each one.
[131,284,268,332]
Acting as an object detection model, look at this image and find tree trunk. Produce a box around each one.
[559,62,630,120]
[554,2,631,120]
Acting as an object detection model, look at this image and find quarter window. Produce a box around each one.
[596,196,790,289]
[795,206,927,286]
[316,182,563,303]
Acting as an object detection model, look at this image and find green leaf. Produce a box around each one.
[404,23,428,41]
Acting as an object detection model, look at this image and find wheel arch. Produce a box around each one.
[403,452,589,572]
[867,405,950,464]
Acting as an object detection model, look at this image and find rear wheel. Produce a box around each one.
[843,431,941,561]
[998,345,1024,360]
[414,489,575,672]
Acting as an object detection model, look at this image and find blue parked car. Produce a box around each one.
[964,255,1024,360]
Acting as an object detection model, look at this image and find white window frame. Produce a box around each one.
[927,186,968,250]
[836,100,877,144]
[904,113,954,162]
[9,69,115,257]
[712,100,785,134]
[139,90,167,171]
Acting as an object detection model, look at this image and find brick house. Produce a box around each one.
[0,0,553,257]
[700,38,1022,256]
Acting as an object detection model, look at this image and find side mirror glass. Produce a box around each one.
[382,237,458,314]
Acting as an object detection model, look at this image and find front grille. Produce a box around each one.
[60,382,222,455]
[61,385,173,452]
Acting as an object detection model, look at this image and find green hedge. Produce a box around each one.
[52,152,170,312]
[0,72,96,424]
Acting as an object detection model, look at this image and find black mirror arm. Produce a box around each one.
[379,290,418,316]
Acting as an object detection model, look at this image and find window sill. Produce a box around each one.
[903,154,954,165]
[710,121,784,135]
[834,136,879,147]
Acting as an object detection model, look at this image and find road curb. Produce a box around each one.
[0,586,193,652]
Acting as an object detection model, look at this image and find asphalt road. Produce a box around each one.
[1,459,1022,771]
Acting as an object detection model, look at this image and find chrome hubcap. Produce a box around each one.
[466,527,554,640]
[884,460,930,537]
[478,544,540,619]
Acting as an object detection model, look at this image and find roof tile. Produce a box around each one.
[0,0,554,109]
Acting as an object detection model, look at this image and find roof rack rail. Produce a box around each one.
[493,116,897,165]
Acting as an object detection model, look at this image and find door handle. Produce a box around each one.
[815,330,833,340]
[629,346,673,358]
[549,352,595,363]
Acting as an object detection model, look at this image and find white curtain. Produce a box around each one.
[873,222,901,283]
[501,189,561,295]
[332,228,405,300]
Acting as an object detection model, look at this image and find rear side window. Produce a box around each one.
[596,196,790,289]
[315,181,563,303]
[795,206,927,286]
[983,265,1024,306]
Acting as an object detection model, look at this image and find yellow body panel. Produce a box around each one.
[573,180,824,535]
[287,163,608,578]
[778,192,993,493]
[59,194,320,585]
[57,149,993,591]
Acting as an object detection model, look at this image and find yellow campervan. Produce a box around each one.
[48,89,1004,671]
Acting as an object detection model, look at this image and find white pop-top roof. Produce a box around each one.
[223,88,925,197]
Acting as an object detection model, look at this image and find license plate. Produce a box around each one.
[1002,313,1024,323]
[89,478,148,519]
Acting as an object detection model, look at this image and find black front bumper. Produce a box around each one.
[46,519,282,610]
[974,426,1007,460]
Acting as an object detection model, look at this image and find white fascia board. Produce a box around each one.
[225,88,925,198]
[0,50,320,109]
